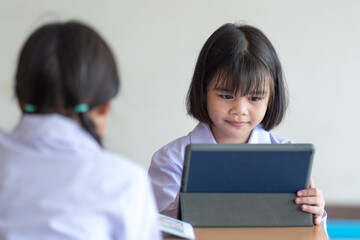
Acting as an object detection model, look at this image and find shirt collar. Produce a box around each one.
[248,125,271,143]
[189,122,217,144]
[12,113,100,150]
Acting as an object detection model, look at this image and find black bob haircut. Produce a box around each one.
[15,21,119,145]
[186,23,288,131]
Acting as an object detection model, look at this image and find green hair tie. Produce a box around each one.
[74,103,89,113]
[24,104,36,113]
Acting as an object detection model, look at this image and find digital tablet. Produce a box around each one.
[181,144,314,193]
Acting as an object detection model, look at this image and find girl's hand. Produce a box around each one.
[295,178,325,225]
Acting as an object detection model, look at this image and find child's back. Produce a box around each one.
[0,21,161,240]
[0,114,158,239]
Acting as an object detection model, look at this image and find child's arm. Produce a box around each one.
[295,178,326,225]
[148,150,183,218]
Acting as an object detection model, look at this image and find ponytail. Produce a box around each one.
[78,112,102,146]
[73,103,102,146]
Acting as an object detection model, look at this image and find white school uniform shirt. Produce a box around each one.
[0,114,161,240]
[148,122,327,226]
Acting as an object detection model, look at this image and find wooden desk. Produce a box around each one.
[164,225,328,240]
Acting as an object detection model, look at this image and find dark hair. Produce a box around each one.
[186,23,287,131]
[15,21,119,145]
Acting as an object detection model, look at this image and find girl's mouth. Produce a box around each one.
[227,121,247,127]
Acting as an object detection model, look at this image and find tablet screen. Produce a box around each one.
[181,144,314,193]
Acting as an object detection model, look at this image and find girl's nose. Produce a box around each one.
[229,98,248,115]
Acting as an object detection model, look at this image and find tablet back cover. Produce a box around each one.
[179,144,315,227]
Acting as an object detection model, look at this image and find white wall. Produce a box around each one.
[1,0,359,205]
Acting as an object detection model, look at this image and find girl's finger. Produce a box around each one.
[297,188,323,198]
[301,204,324,216]
[309,178,314,188]
[295,196,324,206]
[314,216,322,225]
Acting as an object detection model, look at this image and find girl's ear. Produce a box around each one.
[97,101,111,116]
[88,101,111,137]
[18,100,25,112]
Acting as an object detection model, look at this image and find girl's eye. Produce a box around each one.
[249,96,262,101]
[220,95,233,99]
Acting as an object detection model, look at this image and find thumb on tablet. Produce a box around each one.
[309,178,315,188]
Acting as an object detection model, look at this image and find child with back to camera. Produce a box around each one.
[0,21,161,239]
[148,23,326,226]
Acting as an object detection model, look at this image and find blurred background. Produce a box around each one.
[1,0,359,211]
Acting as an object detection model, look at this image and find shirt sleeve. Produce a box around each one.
[148,148,183,219]
[322,210,327,231]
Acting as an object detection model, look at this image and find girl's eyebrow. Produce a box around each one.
[214,88,268,95]
[249,90,268,95]
[213,88,233,93]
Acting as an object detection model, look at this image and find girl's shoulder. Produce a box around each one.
[152,133,191,166]
[101,150,148,181]
[250,125,293,144]
[268,131,293,144]
[152,122,214,165]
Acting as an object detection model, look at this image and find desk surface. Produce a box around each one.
[164,225,328,240]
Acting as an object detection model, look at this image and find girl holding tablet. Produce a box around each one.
[149,23,326,226]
